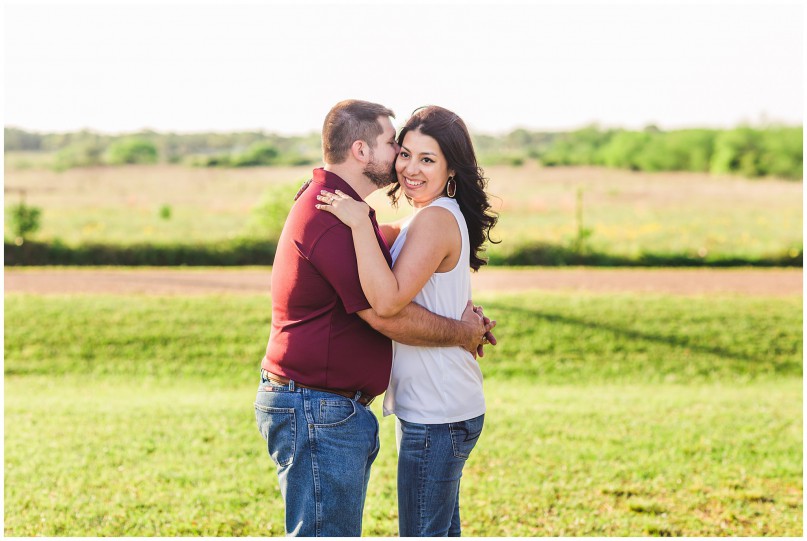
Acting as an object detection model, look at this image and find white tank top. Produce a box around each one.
[382,197,486,424]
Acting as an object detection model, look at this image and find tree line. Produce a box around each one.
[4,128,322,169]
[538,125,802,180]
[5,124,802,179]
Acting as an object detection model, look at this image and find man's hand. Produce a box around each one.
[474,305,497,357]
[293,178,313,201]
[460,301,497,358]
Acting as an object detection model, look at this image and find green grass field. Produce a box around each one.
[4,292,802,382]
[4,162,803,261]
[4,377,801,536]
[3,290,803,536]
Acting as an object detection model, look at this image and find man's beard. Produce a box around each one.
[364,150,397,188]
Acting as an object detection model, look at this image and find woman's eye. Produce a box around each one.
[399,151,409,158]
[422,158,433,164]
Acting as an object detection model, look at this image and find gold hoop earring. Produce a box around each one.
[446,176,457,198]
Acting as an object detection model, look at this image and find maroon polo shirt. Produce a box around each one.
[261,168,393,396]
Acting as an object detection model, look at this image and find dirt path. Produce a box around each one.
[4,268,802,296]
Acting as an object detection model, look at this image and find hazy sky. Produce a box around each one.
[4,0,804,135]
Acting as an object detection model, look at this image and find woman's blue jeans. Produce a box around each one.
[254,373,380,536]
[396,414,485,537]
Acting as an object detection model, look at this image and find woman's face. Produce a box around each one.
[395,129,455,208]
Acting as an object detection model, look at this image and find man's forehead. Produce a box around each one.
[379,115,395,134]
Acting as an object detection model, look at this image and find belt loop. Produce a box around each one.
[288,379,296,392]
[353,391,362,402]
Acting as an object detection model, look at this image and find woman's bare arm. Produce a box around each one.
[316,190,458,317]
[378,216,409,247]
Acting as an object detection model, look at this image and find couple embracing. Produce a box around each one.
[254,99,498,536]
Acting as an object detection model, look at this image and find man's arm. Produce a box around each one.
[357,300,495,355]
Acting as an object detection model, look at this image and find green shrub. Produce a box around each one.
[275,155,317,166]
[52,141,105,171]
[106,138,158,165]
[3,238,278,266]
[5,203,42,244]
[190,154,232,167]
[242,182,301,240]
[231,142,280,167]
[4,238,802,267]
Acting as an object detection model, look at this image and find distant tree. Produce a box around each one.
[600,131,649,170]
[4,127,43,151]
[758,127,803,179]
[710,128,763,177]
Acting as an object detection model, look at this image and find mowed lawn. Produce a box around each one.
[3,291,803,536]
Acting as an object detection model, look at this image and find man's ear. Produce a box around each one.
[350,140,369,163]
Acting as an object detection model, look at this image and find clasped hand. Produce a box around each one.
[461,301,497,359]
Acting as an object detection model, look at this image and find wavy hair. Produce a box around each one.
[387,106,499,271]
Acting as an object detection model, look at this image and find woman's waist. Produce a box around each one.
[391,344,482,381]
[392,342,475,361]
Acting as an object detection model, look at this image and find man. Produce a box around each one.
[254,100,494,536]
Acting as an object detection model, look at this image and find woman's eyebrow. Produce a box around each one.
[400,144,437,156]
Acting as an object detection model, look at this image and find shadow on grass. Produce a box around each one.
[492,301,801,375]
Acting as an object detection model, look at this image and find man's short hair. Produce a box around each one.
[322,100,395,164]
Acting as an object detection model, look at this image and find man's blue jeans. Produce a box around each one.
[396,414,485,537]
[254,373,380,536]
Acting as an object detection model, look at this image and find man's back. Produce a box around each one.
[262,168,393,396]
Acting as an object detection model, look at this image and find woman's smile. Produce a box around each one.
[402,177,426,189]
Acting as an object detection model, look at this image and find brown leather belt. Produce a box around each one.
[261,369,375,406]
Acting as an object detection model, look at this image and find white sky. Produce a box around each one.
[3,0,804,135]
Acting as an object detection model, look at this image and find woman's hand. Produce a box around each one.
[316,189,371,229]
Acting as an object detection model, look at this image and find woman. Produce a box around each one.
[315,105,498,536]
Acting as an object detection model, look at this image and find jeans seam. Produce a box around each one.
[302,390,323,537]
[418,424,429,535]
[369,407,381,458]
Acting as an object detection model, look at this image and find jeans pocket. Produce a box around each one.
[314,397,357,427]
[449,415,484,460]
[255,403,296,467]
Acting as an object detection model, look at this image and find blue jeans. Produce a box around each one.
[396,414,485,537]
[254,373,380,536]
